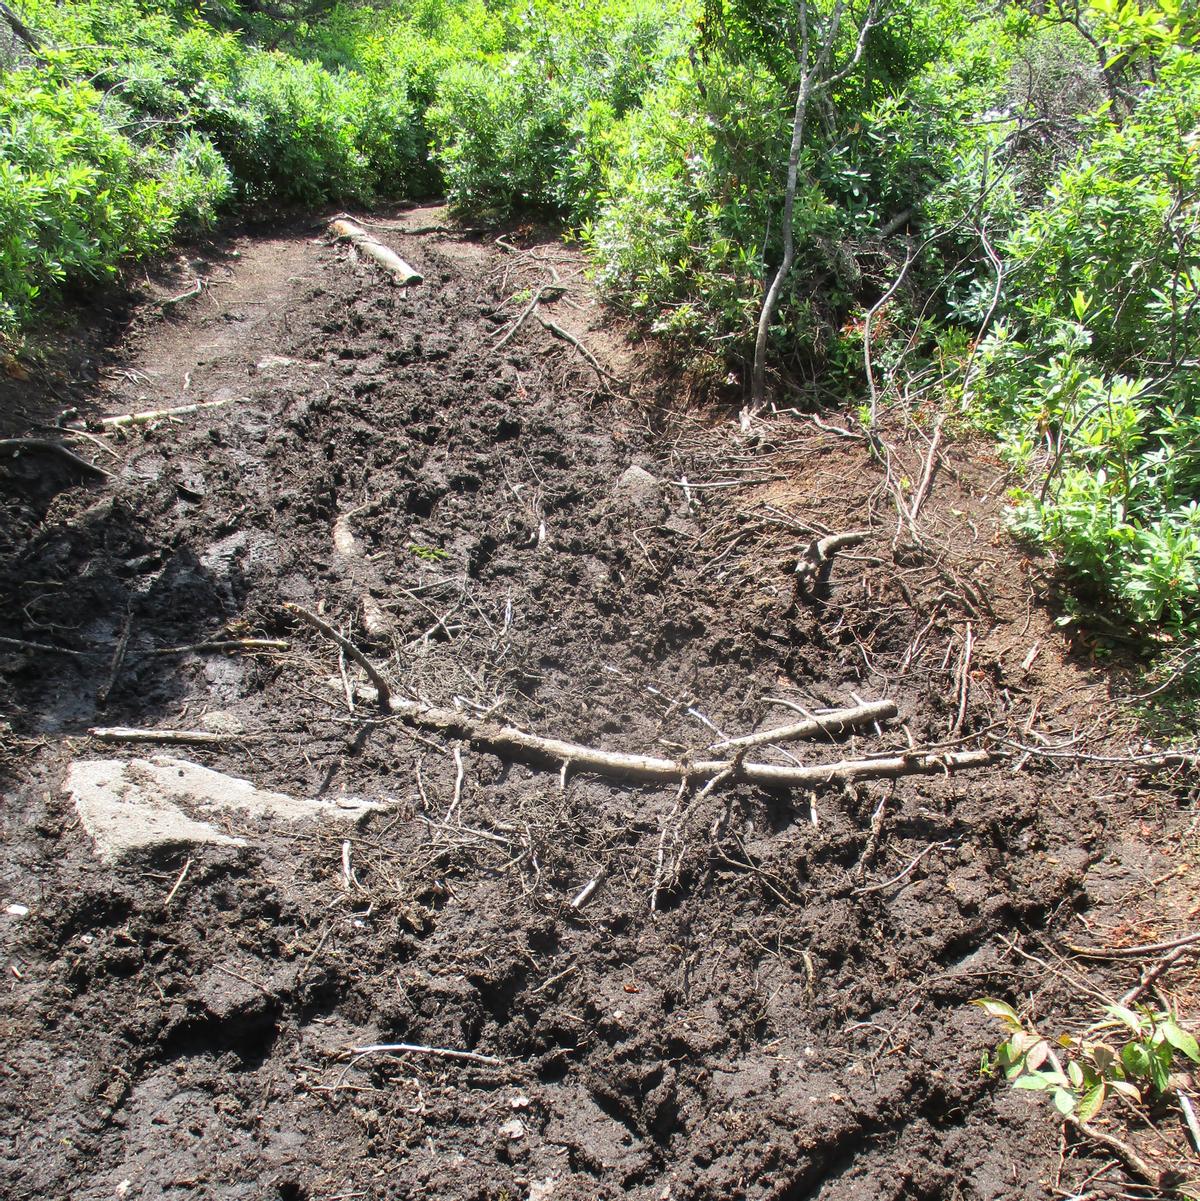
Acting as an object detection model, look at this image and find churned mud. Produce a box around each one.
[0,209,1196,1201]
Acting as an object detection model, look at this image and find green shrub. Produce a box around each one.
[0,70,229,333]
[967,32,1200,654]
[428,0,687,218]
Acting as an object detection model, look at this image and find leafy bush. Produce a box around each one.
[977,996,1200,1124]
[968,24,1200,658]
[0,68,230,331]
[427,0,686,218]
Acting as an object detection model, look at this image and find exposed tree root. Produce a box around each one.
[0,438,112,479]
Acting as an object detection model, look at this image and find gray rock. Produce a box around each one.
[67,756,383,864]
[612,464,663,512]
[199,710,244,735]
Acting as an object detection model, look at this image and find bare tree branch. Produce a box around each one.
[748,0,886,418]
[0,0,40,52]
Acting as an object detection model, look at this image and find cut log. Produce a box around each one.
[330,219,423,284]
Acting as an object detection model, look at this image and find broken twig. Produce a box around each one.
[795,530,869,596]
[151,638,289,655]
[1067,930,1200,960]
[707,699,897,754]
[284,602,391,713]
[534,313,624,389]
[98,397,235,429]
[348,1042,502,1067]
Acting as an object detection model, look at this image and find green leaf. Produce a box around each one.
[1014,1074,1051,1091]
[972,998,1022,1029]
[1150,1042,1173,1093]
[1105,1004,1145,1033]
[1025,1039,1051,1072]
[1160,1020,1200,1063]
[1077,1081,1106,1123]
[1053,1088,1077,1116]
[1121,1042,1152,1078]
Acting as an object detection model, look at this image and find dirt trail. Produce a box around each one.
[0,210,1196,1201]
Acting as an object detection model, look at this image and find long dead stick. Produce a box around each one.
[707,699,897,753]
[349,1041,502,1067]
[1067,929,1200,960]
[98,398,234,428]
[534,313,624,389]
[88,726,246,745]
[380,693,995,789]
[1065,1116,1166,1193]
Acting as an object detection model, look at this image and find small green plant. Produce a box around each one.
[409,544,449,563]
[975,996,1200,1122]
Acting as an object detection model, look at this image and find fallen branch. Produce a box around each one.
[908,414,945,522]
[330,218,422,284]
[88,726,246,745]
[0,635,90,658]
[571,873,603,909]
[1065,1115,1166,1193]
[1120,945,1193,1006]
[98,397,234,429]
[1067,930,1200,960]
[0,0,40,51]
[953,622,974,736]
[0,438,112,479]
[986,736,1200,772]
[707,698,897,754]
[853,838,956,895]
[161,277,204,309]
[151,638,289,655]
[97,609,133,708]
[284,602,391,713]
[163,858,192,909]
[493,283,564,351]
[377,692,995,790]
[1181,1093,1200,1156]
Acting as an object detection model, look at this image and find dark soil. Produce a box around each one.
[1,208,1197,1201]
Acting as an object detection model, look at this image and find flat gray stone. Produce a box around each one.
[67,756,382,864]
[68,759,244,864]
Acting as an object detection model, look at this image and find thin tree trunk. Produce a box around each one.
[0,0,40,52]
[748,0,883,415]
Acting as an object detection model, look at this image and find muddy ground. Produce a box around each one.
[0,210,1197,1201]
